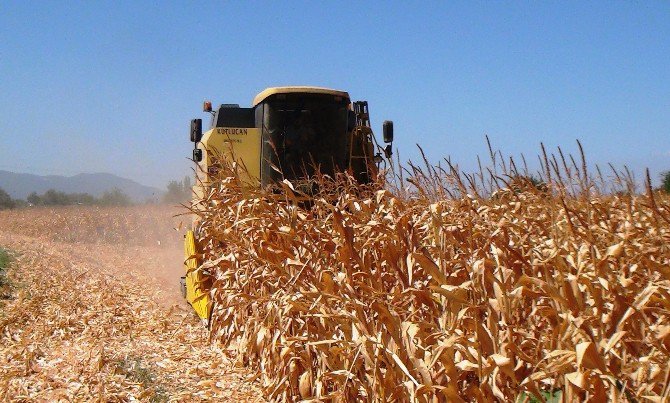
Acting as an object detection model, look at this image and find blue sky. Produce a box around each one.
[1,2,668,189]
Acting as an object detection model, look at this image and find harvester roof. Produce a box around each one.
[252,86,350,107]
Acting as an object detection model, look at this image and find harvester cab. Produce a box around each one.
[181,86,394,322]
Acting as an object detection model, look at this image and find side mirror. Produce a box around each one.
[382,120,394,143]
[190,119,202,143]
[347,110,357,132]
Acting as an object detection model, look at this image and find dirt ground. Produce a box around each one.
[0,206,265,402]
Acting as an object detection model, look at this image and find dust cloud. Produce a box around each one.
[0,205,191,305]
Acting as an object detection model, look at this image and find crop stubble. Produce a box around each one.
[0,206,265,402]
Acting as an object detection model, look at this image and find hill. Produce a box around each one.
[0,171,162,203]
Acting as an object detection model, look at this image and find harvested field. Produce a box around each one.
[0,205,184,247]
[0,206,265,401]
[191,157,670,401]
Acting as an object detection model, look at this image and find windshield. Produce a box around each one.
[262,95,349,182]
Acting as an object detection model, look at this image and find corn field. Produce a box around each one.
[191,144,670,402]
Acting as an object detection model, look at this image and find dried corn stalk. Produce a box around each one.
[193,156,670,402]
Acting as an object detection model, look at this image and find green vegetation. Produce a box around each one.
[0,187,133,208]
[0,247,11,303]
[26,188,132,207]
[115,356,168,402]
[0,188,17,210]
[163,176,192,204]
[4,175,190,208]
[516,390,562,403]
[509,174,548,193]
[526,175,547,190]
[661,171,670,194]
[98,188,132,206]
[0,248,9,269]
[28,189,95,206]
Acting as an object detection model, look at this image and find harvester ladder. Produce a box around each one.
[349,101,375,174]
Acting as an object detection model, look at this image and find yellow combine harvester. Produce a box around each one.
[181,86,394,322]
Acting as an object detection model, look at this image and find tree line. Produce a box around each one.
[0,188,132,209]
[0,176,194,210]
[2,172,668,211]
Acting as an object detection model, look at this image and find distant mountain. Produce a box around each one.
[0,171,162,202]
